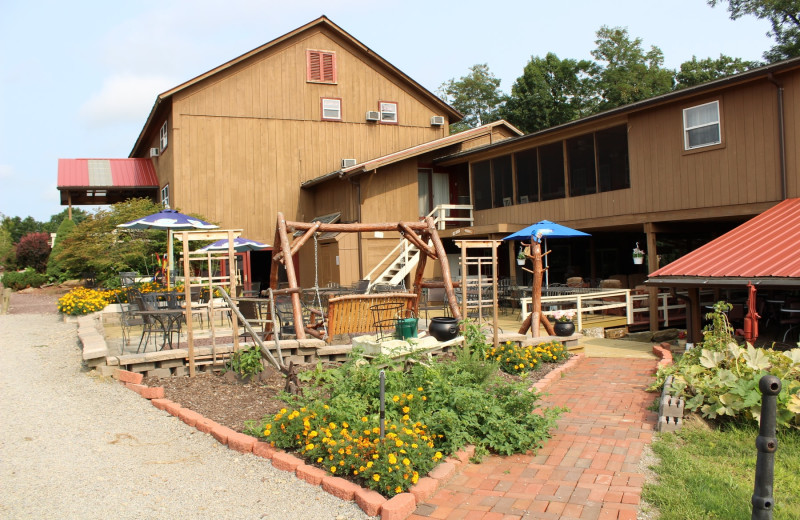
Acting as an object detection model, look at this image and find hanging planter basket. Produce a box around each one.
[632,242,645,265]
[633,255,644,265]
[517,258,526,265]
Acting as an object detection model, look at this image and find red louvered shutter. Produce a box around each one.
[307,50,336,83]
[322,52,335,83]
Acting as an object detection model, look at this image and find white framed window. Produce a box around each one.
[161,184,170,208]
[379,101,398,124]
[159,121,168,151]
[321,98,342,121]
[683,101,721,150]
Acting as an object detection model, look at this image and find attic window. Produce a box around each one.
[307,50,336,83]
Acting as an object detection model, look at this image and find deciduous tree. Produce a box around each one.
[591,26,675,110]
[501,52,597,133]
[675,54,759,88]
[709,0,800,61]
[438,64,506,133]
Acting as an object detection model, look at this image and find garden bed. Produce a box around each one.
[144,355,572,434]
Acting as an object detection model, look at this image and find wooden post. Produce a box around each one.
[645,224,659,332]
[517,239,555,337]
[411,231,430,316]
[181,232,195,377]
[269,223,282,292]
[687,288,702,344]
[276,214,306,339]
[426,216,461,320]
[491,241,498,347]
[228,229,240,351]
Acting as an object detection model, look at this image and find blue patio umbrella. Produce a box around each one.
[503,220,590,287]
[117,209,219,286]
[197,237,271,253]
[117,209,218,230]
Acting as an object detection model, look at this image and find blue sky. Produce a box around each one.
[0,0,773,221]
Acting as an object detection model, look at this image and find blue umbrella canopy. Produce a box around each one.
[117,209,218,230]
[503,220,590,241]
[197,237,271,253]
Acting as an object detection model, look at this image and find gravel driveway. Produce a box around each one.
[0,298,370,519]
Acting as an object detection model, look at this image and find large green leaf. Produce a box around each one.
[742,345,771,371]
[717,369,737,387]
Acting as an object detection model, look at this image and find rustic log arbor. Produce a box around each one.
[270,212,462,339]
[517,236,556,337]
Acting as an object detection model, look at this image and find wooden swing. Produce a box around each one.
[269,212,462,341]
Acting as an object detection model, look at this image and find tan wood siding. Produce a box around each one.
[166,27,447,243]
[470,74,799,230]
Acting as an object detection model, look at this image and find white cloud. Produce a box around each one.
[79,74,176,127]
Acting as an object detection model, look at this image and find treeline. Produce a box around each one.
[441,0,800,134]
[439,26,760,134]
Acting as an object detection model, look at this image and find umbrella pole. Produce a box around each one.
[167,229,173,289]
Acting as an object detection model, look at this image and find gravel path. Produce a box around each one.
[0,310,370,519]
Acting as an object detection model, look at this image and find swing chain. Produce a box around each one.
[313,233,327,336]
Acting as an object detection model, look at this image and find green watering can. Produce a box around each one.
[394,310,418,340]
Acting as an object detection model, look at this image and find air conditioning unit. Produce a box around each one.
[430,116,445,126]
[149,147,160,157]
[366,111,380,121]
[341,158,357,169]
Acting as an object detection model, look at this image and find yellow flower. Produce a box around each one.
[395,486,402,494]
[392,395,400,402]
[373,474,380,482]
[388,453,397,464]
[330,466,336,473]
[402,458,410,466]
[402,406,410,414]
[434,452,443,460]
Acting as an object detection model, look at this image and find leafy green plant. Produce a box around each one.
[2,268,48,291]
[651,302,800,428]
[226,345,264,379]
[245,348,561,496]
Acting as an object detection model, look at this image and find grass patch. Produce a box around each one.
[644,419,800,519]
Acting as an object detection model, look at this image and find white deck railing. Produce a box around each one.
[426,204,474,230]
[519,288,632,331]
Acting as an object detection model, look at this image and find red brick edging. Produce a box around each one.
[652,343,674,367]
[112,356,586,519]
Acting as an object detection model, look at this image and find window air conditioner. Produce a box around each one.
[150,148,160,157]
[341,158,357,168]
[366,111,380,121]
[430,116,445,126]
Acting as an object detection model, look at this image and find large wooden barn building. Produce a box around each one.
[58,17,800,321]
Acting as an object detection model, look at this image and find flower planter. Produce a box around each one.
[517,259,525,265]
[633,256,644,265]
[554,321,575,337]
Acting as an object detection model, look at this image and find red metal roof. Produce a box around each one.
[649,198,800,282]
[57,158,159,188]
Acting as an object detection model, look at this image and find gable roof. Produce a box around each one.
[301,120,523,188]
[131,16,462,157]
[646,198,800,287]
[436,56,800,164]
[57,158,159,205]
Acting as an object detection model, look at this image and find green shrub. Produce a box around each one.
[15,232,51,273]
[245,347,562,497]
[651,302,800,428]
[1,268,48,290]
[226,345,264,378]
[46,218,76,281]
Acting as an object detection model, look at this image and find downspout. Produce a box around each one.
[767,73,787,199]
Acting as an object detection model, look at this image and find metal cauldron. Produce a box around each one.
[428,316,459,341]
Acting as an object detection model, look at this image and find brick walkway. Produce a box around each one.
[409,357,659,520]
